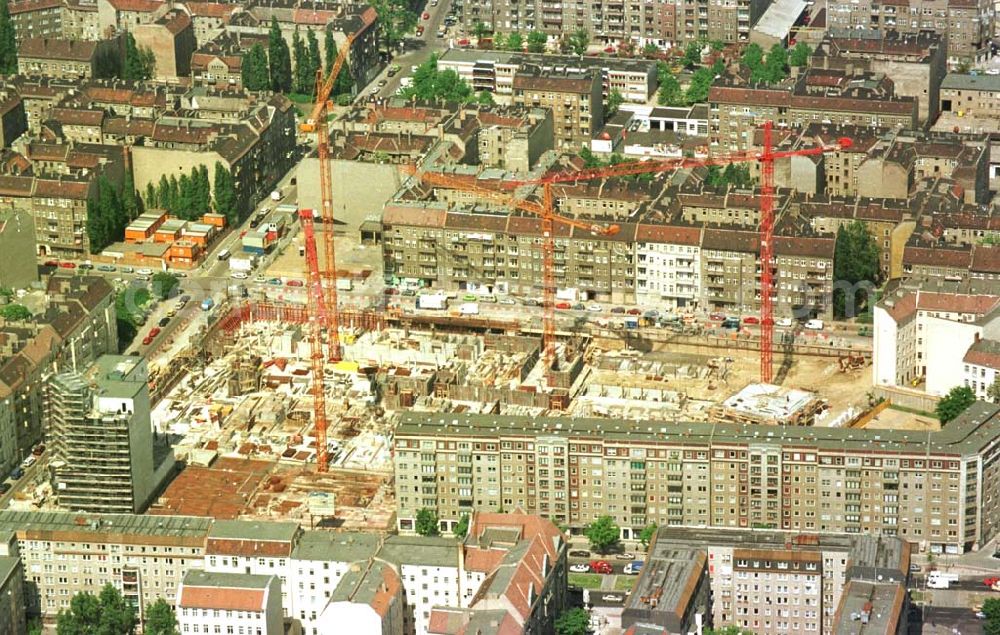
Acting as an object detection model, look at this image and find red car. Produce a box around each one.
[43,260,58,267]
[555,302,571,310]
[743,316,760,325]
[709,312,726,321]
[286,279,304,287]
[59,261,76,269]
[416,26,424,36]
[626,308,642,315]
[149,327,161,337]
[142,335,153,346]
[384,288,399,295]
[589,560,613,574]
[422,11,430,19]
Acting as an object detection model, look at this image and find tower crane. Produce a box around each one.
[425,123,852,383]
[408,169,620,384]
[296,37,354,473]
[300,34,354,363]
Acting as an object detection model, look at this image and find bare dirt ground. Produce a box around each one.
[860,407,940,432]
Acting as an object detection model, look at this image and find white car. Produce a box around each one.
[569,564,591,573]
[498,297,517,305]
[601,594,623,602]
[231,271,249,280]
[775,317,792,327]
[588,304,603,312]
[21,456,35,468]
[136,268,153,276]
[804,318,824,330]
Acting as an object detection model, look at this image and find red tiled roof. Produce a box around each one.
[34,179,90,199]
[903,245,972,269]
[917,291,1000,315]
[464,549,506,573]
[972,244,1000,274]
[185,1,232,18]
[105,0,162,12]
[179,586,265,611]
[964,339,1000,369]
[9,0,61,15]
[50,107,104,127]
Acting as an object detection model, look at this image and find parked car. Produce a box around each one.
[569,563,591,573]
[267,278,283,286]
[569,550,590,558]
[97,264,116,272]
[589,560,612,574]
[43,260,58,267]
[32,444,45,456]
[587,304,603,312]
[601,594,623,602]
[142,335,153,346]
[231,271,249,280]
[149,327,161,337]
[626,308,641,315]
[804,318,824,330]
[10,467,23,480]
[498,297,517,305]
[522,298,540,306]
[21,456,35,468]
[615,553,636,560]
[743,316,760,325]
[909,564,921,572]
[78,263,93,270]
[158,317,170,327]
[59,261,76,269]
[709,312,726,321]
[555,302,572,310]
[571,303,586,311]
[401,289,416,296]
[137,268,153,276]
[0,483,10,495]
[776,317,793,327]
[286,279,304,287]
[121,266,135,274]
[422,11,430,19]
[610,306,626,314]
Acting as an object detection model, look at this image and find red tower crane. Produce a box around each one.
[497,123,851,383]
[409,169,620,383]
[299,209,331,472]
[300,34,354,362]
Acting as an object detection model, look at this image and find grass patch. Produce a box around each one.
[888,403,937,419]
[568,573,602,589]
[614,576,636,591]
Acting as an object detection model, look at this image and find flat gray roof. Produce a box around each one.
[941,73,1000,92]
[653,526,856,552]
[834,580,905,635]
[754,0,808,39]
[293,531,380,563]
[395,401,1000,457]
[439,48,656,73]
[182,569,273,590]
[208,519,299,543]
[0,511,212,539]
[625,547,705,618]
[379,535,459,567]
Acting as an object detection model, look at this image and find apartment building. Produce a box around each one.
[873,278,1000,395]
[16,36,120,80]
[0,537,26,635]
[826,0,993,64]
[620,546,708,634]
[191,31,269,89]
[511,68,603,149]
[810,31,947,125]
[437,49,658,104]
[133,9,196,80]
[638,528,909,635]
[9,0,63,42]
[709,70,919,152]
[940,73,1000,121]
[635,224,702,310]
[320,560,405,635]
[395,401,1000,553]
[675,0,770,44]
[962,337,1000,401]
[177,570,285,635]
[46,355,173,514]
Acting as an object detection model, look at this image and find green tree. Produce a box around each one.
[492,32,507,51]
[709,39,725,51]
[658,73,684,106]
[151,272,180,300]
[683,40,703,67]
[123,32,155,81]
[554,608,590,635]
[144,598,179,635]
[568,27,589,56]
[121,171,139,220]
[324,27,335,71]
[268,17,292,92]
[452,514,470,538]
[176,172,193,219]
[983,598,1000,635]
[292,28,308,94]
[789,42,812,67]
[477,90,495,105]
[213,162,238,224]
[156,175,172,212]
[144,182,157,208]
[86,175,125,253]
[27,618,42,635]
[643,42,659,56]
[832,221,880,318]
[742,42,764,71]
[584,515,620,553]
[507,32,523,51]
[0,304,30,321]
[371,0,417,54]
[987,379,1000,403]
[194,165,211,217]
[936,385,976,424]
[526,30,547,53]
[58,584,137,635]
[242,43,270,91]
[639,522,658,548]
[0,0,18,75]
[685,66,714,103]
[606,88,623,116]
[401,56,473,102]
[763,42,788,83]
[579,147,602,169]
[307,29,322,93]
[415,508,439,536]
[473,21,490,40]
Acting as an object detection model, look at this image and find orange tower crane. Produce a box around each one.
[409,170,620,383]
[300,34,354,362]
[506,123,851,383]
[299,209,331,472]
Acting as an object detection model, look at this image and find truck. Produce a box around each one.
[201,298,215,311]
[624,316,639,329]
[928,572,958,583]
[459,302,479,315]
[624,561,644,575]
[230,256,256,272]
[418,293,448,310]
[926,577,951,589]
[556,287,584,303]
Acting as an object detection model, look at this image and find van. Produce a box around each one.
[722,317,741,330]
[926,577,950,589]
[217,249,231,261]
[804,319,824,330]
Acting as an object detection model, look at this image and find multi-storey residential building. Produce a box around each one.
[635,528,909,635]
[320,560,405,635]
[635,224,702,310]
[709,70,919,152]
[873,278,1000,395]
[395,401,1000,553]
[511,68,603,149]
[437,49,658,104]
[0,276,117,472]
[810,31,947,125]
[620,545,708,634]
[9,0,63,42]
[675,0,769,44]
[826,0,993,64]
[177,570,285,635]
[190,31,268,90]
[940,73,1000,121]
[133,9,196,80]
[46,355,172,514]
[963,337,1000,401]
[16,36,120,79]
[62,0,100,40]
[0,536,26,635]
